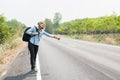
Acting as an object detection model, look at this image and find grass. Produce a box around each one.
[60,33,120,46]
[0,37,27,75]
[0,37,23,64]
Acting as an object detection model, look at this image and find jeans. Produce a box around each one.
[28,42,39,70]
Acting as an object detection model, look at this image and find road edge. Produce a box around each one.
[0,44,27,79]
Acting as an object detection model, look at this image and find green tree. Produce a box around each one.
[53,12,62,28]
[0,14,26,44]
[44,18,53,33]
[57,14,120,35]
[0,14,10,43]
[6,19,25,28]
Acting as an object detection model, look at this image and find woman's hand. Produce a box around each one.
[53,36,60,40]
[31,32,38,35]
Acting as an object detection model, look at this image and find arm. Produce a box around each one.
[26,27,38,36]
[43,31,60,40]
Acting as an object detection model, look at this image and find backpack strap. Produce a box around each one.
[34,26,40,35]
[35,26,38,32]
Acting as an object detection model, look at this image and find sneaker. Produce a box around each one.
[29,69,37,74]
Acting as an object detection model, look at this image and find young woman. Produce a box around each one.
[26,21,60,73]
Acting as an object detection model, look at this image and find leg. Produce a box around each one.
[28,42,37,70]
[34,45,39,67]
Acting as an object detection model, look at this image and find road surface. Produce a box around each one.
[39,36,120,80]
[1,36,120,80]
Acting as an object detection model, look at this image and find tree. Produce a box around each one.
[57,14,120,35]
[0,14,26,44]
[44,18,53,33]
[53,12,62,28]
[6,19,25,28]
[0,14,10,43]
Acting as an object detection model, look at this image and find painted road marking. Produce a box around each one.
[36,55,42,80]
[0,70,7,79]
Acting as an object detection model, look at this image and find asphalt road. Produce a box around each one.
[1,36,120,80]
[1,47,37,80]
[39,36,120,80]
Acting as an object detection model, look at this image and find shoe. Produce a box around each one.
[29,69,37,74]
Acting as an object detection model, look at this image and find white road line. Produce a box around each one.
[36,55,42,80]
[0,70,7,79]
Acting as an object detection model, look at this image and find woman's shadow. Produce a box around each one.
[3,71,36,80]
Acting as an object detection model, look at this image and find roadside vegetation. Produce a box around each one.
[61,34,120,46]
[45,13,120,46]
[0,14,26,64]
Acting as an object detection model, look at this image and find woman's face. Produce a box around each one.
[39,23,45,29]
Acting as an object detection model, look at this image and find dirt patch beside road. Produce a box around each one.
[0,41,27,76]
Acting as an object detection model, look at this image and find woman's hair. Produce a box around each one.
[38,21,44,25]
[38,21,46,30]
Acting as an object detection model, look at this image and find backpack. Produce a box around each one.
[22,26,38,42]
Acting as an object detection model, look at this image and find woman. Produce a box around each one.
[26,21,60,73]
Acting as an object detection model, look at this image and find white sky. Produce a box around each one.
[0,0,120,26]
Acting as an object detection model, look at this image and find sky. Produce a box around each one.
[0,0,120,26]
